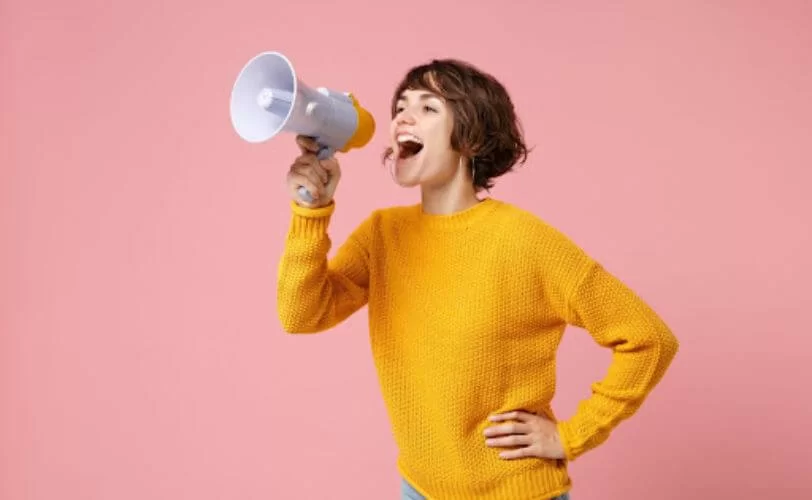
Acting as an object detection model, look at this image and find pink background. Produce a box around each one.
[3,1,811,499]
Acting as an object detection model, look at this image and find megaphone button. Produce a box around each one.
[257,88,275,109]
[306,101,321,118]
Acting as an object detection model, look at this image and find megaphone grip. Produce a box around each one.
[296,143,333,203]
[316,145,334,161]
[297,186,315,203]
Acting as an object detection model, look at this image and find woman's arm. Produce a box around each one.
[556,260,680,460]
[276,201,372,334]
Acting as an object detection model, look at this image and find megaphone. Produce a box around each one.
[229,51,376,203]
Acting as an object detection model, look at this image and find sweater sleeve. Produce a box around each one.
[555,260,679,461]
[276,200,372,334]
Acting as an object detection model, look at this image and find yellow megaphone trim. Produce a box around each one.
[339,93,376,152]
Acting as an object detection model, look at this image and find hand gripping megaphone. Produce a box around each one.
[229,51,376,203]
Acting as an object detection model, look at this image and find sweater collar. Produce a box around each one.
[414,197,501,232]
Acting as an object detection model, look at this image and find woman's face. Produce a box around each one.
[388,88,462,188]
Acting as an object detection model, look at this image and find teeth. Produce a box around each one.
[397,133,422,144]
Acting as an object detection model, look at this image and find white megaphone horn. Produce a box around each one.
[229,51,376,203]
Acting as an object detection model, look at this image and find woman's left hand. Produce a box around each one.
[484,410,566,460]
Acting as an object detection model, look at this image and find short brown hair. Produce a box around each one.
[383,58,530,191]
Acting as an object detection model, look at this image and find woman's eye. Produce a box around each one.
[393,104,437,115]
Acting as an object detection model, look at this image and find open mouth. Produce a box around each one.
[397,133,424,159]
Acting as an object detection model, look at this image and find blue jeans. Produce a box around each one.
[401,478,570,499]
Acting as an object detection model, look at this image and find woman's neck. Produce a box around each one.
[420,176,481,215]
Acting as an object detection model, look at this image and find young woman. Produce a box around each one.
[277,59,679,500]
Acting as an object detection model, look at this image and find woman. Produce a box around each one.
[277,58,679,500]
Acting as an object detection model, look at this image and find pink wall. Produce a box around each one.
[3,1,811,499]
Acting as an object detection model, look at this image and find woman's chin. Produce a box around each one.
[393,174,421,188]
[393,156,424,187]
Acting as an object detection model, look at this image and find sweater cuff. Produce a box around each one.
[556,419,581,462]
[289,200,335,238]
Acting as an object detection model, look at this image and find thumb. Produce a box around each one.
[320,156,340,173]
[296,135,320,154]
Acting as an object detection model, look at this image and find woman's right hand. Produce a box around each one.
[286,135,341,208]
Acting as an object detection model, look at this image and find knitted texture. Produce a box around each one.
[277,198,678,499]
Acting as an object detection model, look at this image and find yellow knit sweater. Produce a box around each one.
[277,197,678,499]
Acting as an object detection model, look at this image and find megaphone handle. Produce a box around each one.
[297,186,315,203]
[316,144,334,161]
[296,144,334,203]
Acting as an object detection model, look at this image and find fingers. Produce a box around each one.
[497,447,535,460]
[289,136,340,207]
[485,433,533,448]
[292,165,324,193]
[483,422,535,460]
[488,410,533,423]
[484,410,555,460]
[288,172,322,203]
[483,422,531,437]
[295,136,339,173]
[293,156,329,185]
[483,421,533,455]
[296,135,320,154]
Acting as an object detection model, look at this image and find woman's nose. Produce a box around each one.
[396,110,416,125]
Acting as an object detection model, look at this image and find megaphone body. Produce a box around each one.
[230,51,376,203]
